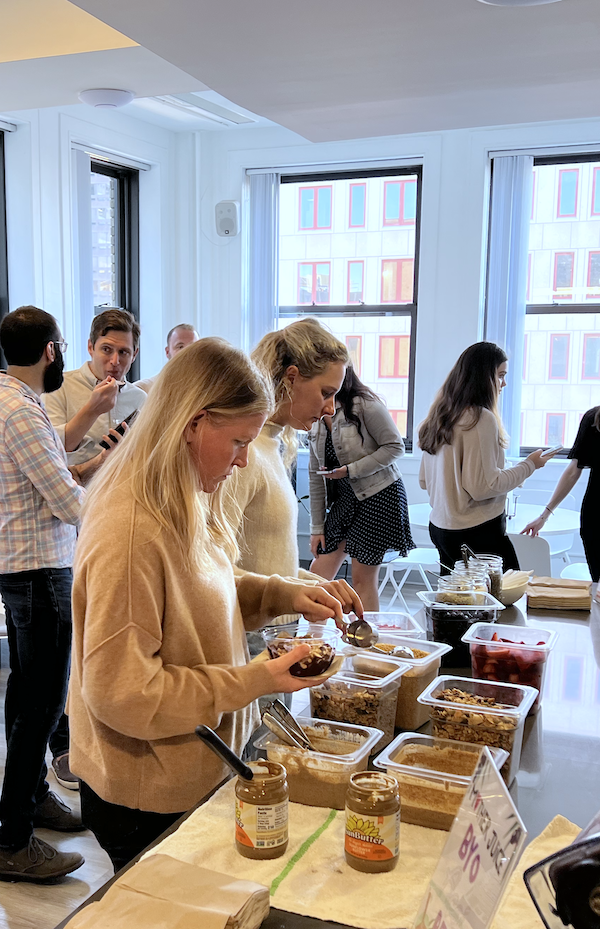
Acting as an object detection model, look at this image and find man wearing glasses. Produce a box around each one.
[0,307,123,880]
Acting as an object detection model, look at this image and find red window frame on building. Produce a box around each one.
[548,333,570,380]
[348,183,366,228]
[389,410,407,434]
[545,413,566,446]
[297,262,331,305]
[381,258,414,304]
[383,179,417,226]
[298,186,332,230]
[552,252,574,300]
[345,335,362,375]
[592,167,600,217]
[582,334,600,379]
[347,260,364,304]
[379,335,410,378]
[557,168,579,218]
[587,250,600,299]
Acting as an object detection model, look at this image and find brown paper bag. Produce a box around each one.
[66,854,270,929]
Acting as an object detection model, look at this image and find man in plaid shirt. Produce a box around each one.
[0,306,119,882]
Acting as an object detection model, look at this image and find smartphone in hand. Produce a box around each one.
[541,444,563,458]
[99,408,140,450]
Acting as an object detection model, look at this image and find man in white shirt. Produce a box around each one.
[135,322,199,394]
[44,308,146,466]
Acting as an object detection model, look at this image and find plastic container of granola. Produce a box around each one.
[417,675,537,785]
[417,591,504,667]
[309,654,409,750]
[262,623,340,677]
[462,623,557,714]
[373,732,509,830]
[361,611,425,637]
[254,717,382,810]
[345,634,452,730]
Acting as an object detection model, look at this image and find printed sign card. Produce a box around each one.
[414,747,527,929]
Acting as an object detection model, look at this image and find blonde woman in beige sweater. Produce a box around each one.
[69,338,348,871]
[226,319,363,636]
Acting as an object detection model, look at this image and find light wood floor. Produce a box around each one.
[0,657,113,929]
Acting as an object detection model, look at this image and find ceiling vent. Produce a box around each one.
[151,93,255,126]
[476,0,563,5]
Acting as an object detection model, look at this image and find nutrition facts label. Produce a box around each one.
[236,798,288,849]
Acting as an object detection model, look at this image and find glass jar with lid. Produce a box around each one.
[472,554,503,600]
[235,761,289,860]
[436,576,478,606]
[345,772,400,873]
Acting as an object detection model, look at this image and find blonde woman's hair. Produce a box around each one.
[252,318,348,467]
[84,338,273,572]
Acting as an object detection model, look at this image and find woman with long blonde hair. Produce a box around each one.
[418,341,554,573]
[68,338,347,871]
[226,318,362,636]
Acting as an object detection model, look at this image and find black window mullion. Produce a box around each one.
[0,132,9,369]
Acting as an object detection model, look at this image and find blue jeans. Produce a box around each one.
[0,568,72,849]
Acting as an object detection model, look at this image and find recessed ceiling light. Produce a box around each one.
[78,89,134,109]
[477,0,564,5]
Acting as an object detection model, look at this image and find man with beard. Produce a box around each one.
[0,307,119,881]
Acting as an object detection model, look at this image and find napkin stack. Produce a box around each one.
[527,576,592,611]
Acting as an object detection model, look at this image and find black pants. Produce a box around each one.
[429,513,520,577]
[581,515,600,582]
[0,568,72,849]
[49,713,69,759]
[80,781,185,873]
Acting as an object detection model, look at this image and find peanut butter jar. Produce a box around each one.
[345,771,400,873]
[235,761,289,860]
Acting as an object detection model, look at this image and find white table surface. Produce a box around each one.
[408,502,579,537]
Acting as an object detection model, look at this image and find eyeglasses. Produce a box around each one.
[53,340,68,354]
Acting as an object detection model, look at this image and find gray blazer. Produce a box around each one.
[308,397,405,535]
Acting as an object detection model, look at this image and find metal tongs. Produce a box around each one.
[262,699,316,751]
[460,543,479,570]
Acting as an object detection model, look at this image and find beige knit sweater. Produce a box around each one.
[69,480,301,814]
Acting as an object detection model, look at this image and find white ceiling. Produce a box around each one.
[66,0,600,141]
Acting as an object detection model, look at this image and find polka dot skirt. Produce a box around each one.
[318,429,415,566]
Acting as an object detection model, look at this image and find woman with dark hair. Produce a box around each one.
[418,341,554,574]
[522,406,600,581]
[308,367,414,610]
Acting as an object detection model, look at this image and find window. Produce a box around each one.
[522,156,600,452]
[553,252,574,300]
[383,179,417,226]
[0,131,8,367]
[278,167,421,446]
[379,335,410,378]
[582,334,600,378]
[349,184,366,228]
[381,259,414,304]
[546,413,565,446]
[298,262,330,304]
[389,410,407,434]
[346,335,362,374]
[299,186,332,230]
[347,261,364,304]
[90,160,140,379]
[557,168,578,217]
[549,334,570,379]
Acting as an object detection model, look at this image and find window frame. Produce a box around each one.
[0,131,8,368]
[380,258,414,304]
[383,178,417,227]
[297,260,331,305]
[557,167,579,219]
[378,334,410,378]
[298,185,332,231]
[91,160,140,380]
[279,165,422,449]
[348,183,366,229]
[347,259,364,304]
[345,334,362,375]
[582,333,600,380]
[548,333,570,380]
[545,412,566,446]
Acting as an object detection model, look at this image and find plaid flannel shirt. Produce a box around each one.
[0,374,84,573]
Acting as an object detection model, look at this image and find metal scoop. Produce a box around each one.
[342,616,379,649]
[372,643,416,659]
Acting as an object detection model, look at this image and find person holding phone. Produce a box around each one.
[68,338,348,872]
[418,342,555,574]
[308,366,413,611]
[521,408,600,581]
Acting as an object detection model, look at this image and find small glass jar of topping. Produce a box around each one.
[235,761,289,860]
[345,771,400,873]
[473,554,503,600]
[436,576,477,606]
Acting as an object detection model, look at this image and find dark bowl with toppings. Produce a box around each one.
[263,625,340,678]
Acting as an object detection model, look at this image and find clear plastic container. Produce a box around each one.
[462,623,557,714]
[373,732,509,830]
[309,653,409,750]
[262,623,340,678]
[416,590,504,667]
[361,611,425,637]
[254,717,382,810]
[345,634,452,729]
[417,674,538,785]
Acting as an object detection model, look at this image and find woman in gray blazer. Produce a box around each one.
[308,368,414,610]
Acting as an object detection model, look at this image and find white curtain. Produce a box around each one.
[247,172,279,351]
[486,155,534,457]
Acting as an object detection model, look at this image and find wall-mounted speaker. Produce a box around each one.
[215,200,240,237]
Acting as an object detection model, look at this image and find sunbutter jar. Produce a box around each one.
[235,761,289,859]
[344,771,400,873]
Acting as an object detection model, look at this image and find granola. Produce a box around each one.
[310,680,396,749]
[429,687,517,755]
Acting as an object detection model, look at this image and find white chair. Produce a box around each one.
[378,548,440,610]
[508,533,552,577]
[509,490,577,565]
[560,562,592,581]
